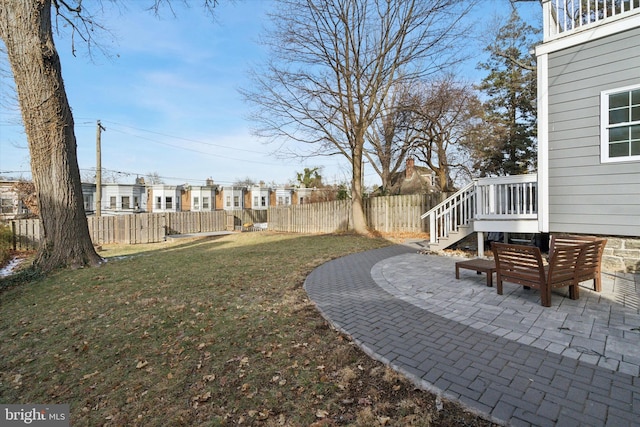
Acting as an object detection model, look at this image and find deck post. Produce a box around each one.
[477,232,484,258]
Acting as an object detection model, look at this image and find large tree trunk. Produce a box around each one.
[351,141,368,234]
[0,0,102,271]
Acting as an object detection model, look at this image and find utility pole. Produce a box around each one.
[96,120,106,216]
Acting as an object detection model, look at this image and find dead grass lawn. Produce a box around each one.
[0,232,497,426]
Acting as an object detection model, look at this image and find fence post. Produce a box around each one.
[11,220,16,251]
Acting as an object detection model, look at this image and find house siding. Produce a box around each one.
[547,26,640,236]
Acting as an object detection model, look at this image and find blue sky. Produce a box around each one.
[0,0,539,188]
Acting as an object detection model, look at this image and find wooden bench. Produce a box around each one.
[549,235,607,292]
[492,242,595,307]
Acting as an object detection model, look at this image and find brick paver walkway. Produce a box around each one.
[304,245,640,426]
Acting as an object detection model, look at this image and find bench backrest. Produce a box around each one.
[547,243,584,288]
[549,234,598,256]
[492,242,585,288]
[575,239,607,281]
[550,235,607,286]
[492,243,546,289]
[493,242,586,306]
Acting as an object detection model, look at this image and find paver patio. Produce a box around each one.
[304,244,640,426]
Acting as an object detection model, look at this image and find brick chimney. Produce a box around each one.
[405,157,415,179]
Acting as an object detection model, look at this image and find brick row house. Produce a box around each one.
[0,178,349,219]
[81,181,306,215]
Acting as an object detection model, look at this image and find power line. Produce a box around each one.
[79,167,237,185]
[101,120,266,154]
[105,127,284,166]
[93,121,288,167]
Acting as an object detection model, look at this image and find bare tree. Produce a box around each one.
[364,82,415,194]
[243,0,474,233]
[0,0,218,272]
[408,77,484,192]
[145,172,165,185]
[233,177,256,187]
[11,180,39,217]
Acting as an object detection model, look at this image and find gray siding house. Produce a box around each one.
[536,0,640,270]
[536,4,640,237]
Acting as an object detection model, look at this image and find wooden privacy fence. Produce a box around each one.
[10,194,446,249]
[268,200,352,233]
[11,219,41,251]
[10,210,269,250]
[268,193,449,234]
[87,214,166,245]
[365,193,448,233]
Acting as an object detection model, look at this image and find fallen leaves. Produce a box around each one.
[191,391,212,408]
[82,371,99,380]
[315,409,329,418]
[12,373,22,386]
[200,374,214,382]
[270,375,287,386]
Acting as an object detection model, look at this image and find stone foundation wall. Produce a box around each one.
[602,237,640,273]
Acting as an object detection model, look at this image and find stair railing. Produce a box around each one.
[421,181,476,245]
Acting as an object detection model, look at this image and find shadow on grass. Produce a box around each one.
[100,234,234,258]
[0,231,393,299]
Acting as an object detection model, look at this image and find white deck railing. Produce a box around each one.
[475,174,537,220]
[544,0,640,39]
[421,174,538,245]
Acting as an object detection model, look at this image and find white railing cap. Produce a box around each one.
[476,174,537,186]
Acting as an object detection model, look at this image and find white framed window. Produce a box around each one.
[122,196,130,209]
[203,197,210,209]
[166,197,173,209]
[156,196,162,210]
[601,84,640,163]
[83,195,92,211]
[226,196,231,207]
[110,196,116,209]
[1,198,14,214]
[233,196,240,207]
[254,196,259,207]
[193,196,200,210]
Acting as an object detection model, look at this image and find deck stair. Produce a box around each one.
[421,174,539,252]
[430,222,474,252]
[421,182,476,251]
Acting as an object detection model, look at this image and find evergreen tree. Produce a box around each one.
[474,9,539,176]
[296,167,323,188]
